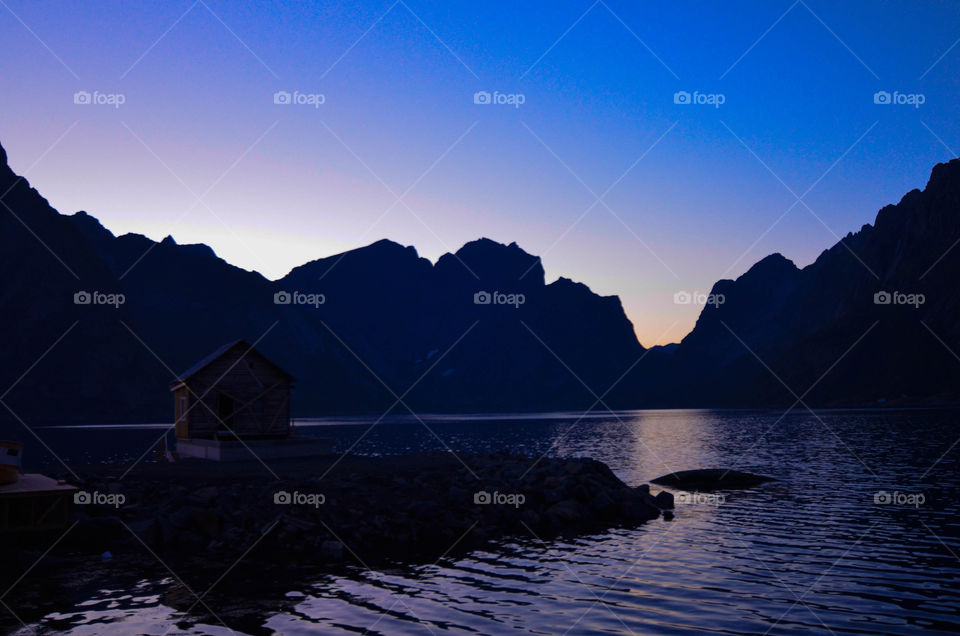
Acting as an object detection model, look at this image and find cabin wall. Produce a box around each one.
[174,347,292,440]
[173,387,190,438]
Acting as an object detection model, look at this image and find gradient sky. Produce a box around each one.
[2,1,958,345]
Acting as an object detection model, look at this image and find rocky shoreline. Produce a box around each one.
[0,453,676,632]
[14,453,673,573]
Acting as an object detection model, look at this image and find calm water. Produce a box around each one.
[9,409,960,634]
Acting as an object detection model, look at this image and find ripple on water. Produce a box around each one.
[16,409,960,634]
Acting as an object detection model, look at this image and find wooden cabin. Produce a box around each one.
[170,340,294,440]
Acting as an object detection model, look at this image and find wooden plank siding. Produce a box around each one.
[172,344,293,440]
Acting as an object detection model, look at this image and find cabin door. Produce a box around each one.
[217,393,235,435]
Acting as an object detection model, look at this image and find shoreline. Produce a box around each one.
[19,401,960,430]
[4,452,672,581]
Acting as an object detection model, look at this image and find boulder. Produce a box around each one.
[546,499,584,524]
[650,469,774,490]
[188,486,219,505]
[192,509,221,538]
[654,491,674,509]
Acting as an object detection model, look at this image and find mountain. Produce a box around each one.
[3,136,959,425]
[635,158,960,407]
[0,140,644,424]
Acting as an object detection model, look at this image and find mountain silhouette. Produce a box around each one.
[0,140,643,423]
[634,158,960,407]
[2,137,959,425]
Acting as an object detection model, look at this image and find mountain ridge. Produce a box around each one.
[2,137,959,424]
[0,139,645,423]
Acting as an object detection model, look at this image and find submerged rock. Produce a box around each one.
[650,469,774,490]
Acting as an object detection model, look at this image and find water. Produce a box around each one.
[7,409,960,634]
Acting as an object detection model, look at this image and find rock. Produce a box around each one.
[617,498,660,522]
[188,486,219,505]
[654,491,674,509]
[127,518,161,548]
[159,517,179,545]
[320,540,343,562]
[39,453,670,572]
[178,529,204,552]
[650,469,774,490]
[637,491,660,509]
[546,499,584,524]
[280,514,316,531]
[169,506,199,529]
[589,491,617,515]
[543,475,564,491]
[192,509,221,538]
[520,509,542,527]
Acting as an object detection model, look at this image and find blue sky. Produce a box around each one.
[1,0,958,344]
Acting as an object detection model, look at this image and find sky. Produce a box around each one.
[1,0,958,346]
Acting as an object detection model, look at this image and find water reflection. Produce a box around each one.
[11,409,960,634]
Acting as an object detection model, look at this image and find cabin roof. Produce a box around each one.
[169,340,295,390]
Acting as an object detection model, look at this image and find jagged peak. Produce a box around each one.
[452,237,540,265]
[925,157,960,192]
[331,238,420,262]
[447,238,545,285]
[281,238,422,281]
[750,252,796,270]
[740,252,798,280]
[154,234,219,260]
[69,210,115,239]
